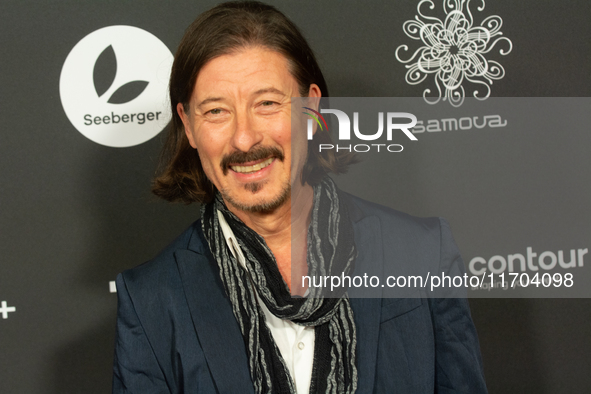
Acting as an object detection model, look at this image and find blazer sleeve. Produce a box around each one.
[112,273,171,394]
[428,218,488,394]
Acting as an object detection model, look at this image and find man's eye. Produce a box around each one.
[261,101,276,106]
[208,108,223,115]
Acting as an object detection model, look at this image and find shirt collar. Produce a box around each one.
[217,209,248,269]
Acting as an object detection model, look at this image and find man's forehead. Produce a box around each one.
[191,48,297,101]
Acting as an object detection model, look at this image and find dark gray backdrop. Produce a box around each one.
[1,1,589,393]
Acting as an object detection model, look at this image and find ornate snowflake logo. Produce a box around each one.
[395,0,513,106]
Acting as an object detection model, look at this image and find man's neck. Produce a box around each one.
[226,183,314,295]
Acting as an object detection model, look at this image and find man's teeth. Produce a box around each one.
[231,158,274,174]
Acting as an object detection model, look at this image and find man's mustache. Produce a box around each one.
[220,146,284,175]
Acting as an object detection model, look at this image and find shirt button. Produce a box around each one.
[297,342,305,350]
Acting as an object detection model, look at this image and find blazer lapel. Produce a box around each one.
[349,214,384,394]
[175,225,254,394]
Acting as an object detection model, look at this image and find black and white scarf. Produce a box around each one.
[201,177,358,393]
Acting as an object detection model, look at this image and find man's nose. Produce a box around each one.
[230,112,263,152]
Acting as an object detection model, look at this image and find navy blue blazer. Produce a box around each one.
[113,194,487,393]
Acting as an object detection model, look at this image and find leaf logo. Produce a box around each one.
[60,25,173,147]
[93,44,149,104]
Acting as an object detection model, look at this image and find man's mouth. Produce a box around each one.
[221,146,284,175]
[230,157,274,174]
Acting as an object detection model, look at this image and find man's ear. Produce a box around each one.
[308,83,321,110]
[177,102,197,149]
[307,84,322,136]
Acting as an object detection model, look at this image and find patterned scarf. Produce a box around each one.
[201,177,358,393]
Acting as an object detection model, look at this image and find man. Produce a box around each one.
[112,2,487,393]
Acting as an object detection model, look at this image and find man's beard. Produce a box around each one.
[219,145,290,213]
[221,180,291,213]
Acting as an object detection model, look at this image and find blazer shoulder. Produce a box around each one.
[118,220,206,294]
[343,192,443,236]
[343,192,455,280]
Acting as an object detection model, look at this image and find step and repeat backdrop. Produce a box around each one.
[1,1,589,392]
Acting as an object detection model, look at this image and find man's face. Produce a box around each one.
[178,47,320,213]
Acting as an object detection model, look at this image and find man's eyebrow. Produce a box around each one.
[197,88,287,109]
[197,97,224,109]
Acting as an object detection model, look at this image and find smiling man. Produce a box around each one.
[112,2,487,393]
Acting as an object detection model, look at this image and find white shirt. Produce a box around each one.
[217,210,315,394]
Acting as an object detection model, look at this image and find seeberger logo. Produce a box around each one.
[60,26,173,147]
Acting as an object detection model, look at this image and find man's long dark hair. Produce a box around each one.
[152,1,355,204]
